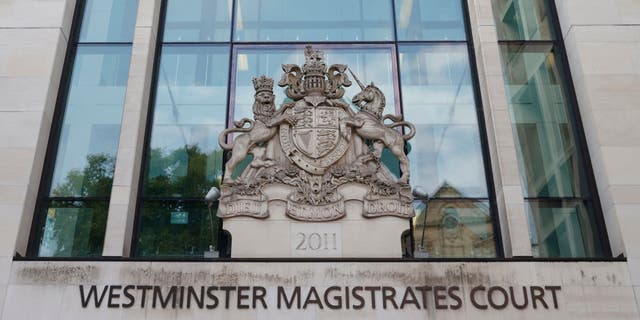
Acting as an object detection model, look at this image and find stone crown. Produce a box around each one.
[302,45,327,77]
[253,75,274,93]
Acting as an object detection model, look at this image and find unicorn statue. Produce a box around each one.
[348,68,416,184]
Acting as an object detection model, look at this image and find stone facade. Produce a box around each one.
[2,261,639,319]
[0,0,639,318]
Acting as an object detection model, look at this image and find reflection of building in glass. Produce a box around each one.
[494,0,607,258]
[412,182,494,258]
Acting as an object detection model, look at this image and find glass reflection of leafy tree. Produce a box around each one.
[138,144,224,257]
[137,201,219,257]
[52,153,115,197]
[46,153,114,257]
[39,200,109,256]
[145,145,223,197]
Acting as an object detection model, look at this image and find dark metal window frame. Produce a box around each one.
[495,0,612,257]
[18,0,616,262]
[130,0,231,258]
[25,0,506,261]
[126,0,504,261]
[26,0,135,256]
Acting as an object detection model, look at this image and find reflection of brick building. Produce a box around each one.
[412,182,494,258]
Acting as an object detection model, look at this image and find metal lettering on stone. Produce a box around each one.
[218,45,416,221]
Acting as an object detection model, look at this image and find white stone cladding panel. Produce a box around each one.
[102,0,161,257]
[555,1,640,311]
[0,6,76,309]
[560,21,640,258]
[555,0,640,39]
[0,0,74,39]
[468,0,532,257]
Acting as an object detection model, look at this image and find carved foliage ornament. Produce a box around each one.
[218,45,416,221]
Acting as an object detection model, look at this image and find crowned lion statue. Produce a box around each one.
[218,76,295,183]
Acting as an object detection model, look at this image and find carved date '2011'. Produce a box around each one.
[290,223,341,257]
[295,232,338,251]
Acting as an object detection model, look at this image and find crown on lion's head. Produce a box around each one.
[253,75,274,94]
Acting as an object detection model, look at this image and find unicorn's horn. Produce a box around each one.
[348,67,366,90]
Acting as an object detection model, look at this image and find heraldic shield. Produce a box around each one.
[217,45,416,222]
[280,105,351,175]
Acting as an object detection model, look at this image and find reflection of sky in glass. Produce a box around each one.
[395,0,466,41]
[49,46,132,197]
[163,0,232,42]
[235,0,394,41]
[232,46,398,121]
[400,44,488,198]
[150,45,230,155]
[79,0,138,42]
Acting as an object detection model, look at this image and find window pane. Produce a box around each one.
[37,200,108,257]
[164,0,232,42]
[233,45,398,120]
[412,199,496,258]
[49,45,132,197]
[143,45,229,198]
[79,0,139,42]
[399,44,488,198]
[491,0,554,40]
[395,0,466,41]
[234,0,394,42]
[135,200,220,257]
[500,43,590,198]
[527,200,604,258]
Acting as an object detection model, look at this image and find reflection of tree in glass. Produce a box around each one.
[51,153,115,197]
[43,153,113,257]
[39,200,108,257]
[137,144,224,257]
[144,144,224,197]
[137,201,220,257]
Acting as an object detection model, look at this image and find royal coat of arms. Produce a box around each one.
[217,45,416,221]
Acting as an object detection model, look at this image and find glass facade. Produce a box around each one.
[79,0,139,42]
[527,200,602,257]
[493,0,607,257]
[400,43,496,257]
[136,39,230,256]
[32,0,612,260]
[492,0,554,41]
[500,43,590,199]
[137,200,221,257]
[142,46,229,199]
[49,46,131,198]
[399,44,488,198]
[232,45,398,119]
[31,0,138,257]
[38,200,108,257]
[394,0,466,41]
[163,0,232,42]
[234,0,395,42]
[129,0,498,259]
[412,198,494,258]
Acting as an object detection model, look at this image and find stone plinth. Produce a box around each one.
[223,183,410,258]
[225,217,409,259]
